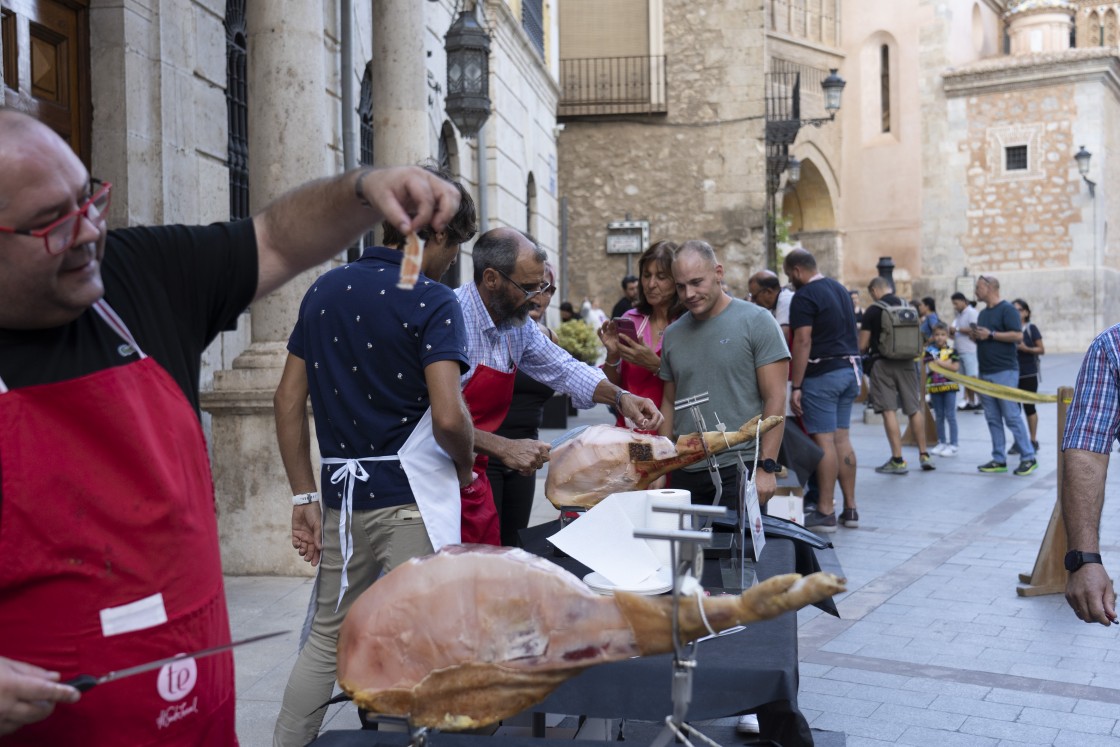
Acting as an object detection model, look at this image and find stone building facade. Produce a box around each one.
[558,0,1117,350]
[3,0,561,574]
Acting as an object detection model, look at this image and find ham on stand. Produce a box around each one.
[544,415,784,509]
[336,545,844,731]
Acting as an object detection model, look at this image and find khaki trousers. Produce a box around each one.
[273,504,433,747]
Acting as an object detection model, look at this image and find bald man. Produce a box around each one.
[0,108,462,745]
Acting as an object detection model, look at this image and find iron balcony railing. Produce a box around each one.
[558,55,667,117]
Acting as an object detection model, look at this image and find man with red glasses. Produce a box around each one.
[0,109,462,745]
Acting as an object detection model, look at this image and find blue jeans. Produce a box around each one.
[929,391,958,446]
[979,369,1034,462]
[801,365,861,434]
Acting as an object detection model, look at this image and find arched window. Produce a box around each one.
[879,44,890,134]
[225,0,249,221]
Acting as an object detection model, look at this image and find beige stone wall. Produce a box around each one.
[557,0,767,303]
[959,86,1078,270]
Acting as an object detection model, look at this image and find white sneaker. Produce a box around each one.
[736,714,760,734]
[957,400,969,410]
[942,445,958,457]
[930,443,945,456]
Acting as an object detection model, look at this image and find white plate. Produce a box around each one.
[583,570,672,596]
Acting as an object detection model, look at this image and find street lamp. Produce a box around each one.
[1075,145,1095,197]
[445,7,491,139]
[764,67,845,270]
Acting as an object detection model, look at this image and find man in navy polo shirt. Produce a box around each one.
[271,171,478,746]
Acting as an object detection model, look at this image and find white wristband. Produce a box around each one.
[292,492,320,506]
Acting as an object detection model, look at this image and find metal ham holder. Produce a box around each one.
[673,393,753,592]
[634,501,731,747]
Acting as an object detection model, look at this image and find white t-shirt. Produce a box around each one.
[773,287,794,327]
[953,304,979,353]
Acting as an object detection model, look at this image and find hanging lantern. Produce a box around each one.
[445,9,491,139]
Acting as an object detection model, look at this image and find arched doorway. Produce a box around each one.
[781,157,841,275]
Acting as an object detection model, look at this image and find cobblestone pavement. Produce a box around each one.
[227,352,1120,746]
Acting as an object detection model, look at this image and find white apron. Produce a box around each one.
[299,407,461,645]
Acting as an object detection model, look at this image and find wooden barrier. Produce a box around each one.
[1016,385,1074,597]
[902,356,940,446]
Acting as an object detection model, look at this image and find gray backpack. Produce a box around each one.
[873,300,922,360]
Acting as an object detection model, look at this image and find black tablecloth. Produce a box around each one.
[520,526,813,745]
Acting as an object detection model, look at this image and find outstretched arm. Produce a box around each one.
[253,166,462,300]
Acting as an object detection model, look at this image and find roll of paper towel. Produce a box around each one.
[643,488,692,569]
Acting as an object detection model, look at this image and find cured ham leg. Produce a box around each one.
[337,545,844,731]
[545,415,784,509]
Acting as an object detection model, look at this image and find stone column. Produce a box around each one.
[371,0,430,166]
[200,0,330,576]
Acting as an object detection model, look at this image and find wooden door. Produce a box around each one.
[1,0,90,164]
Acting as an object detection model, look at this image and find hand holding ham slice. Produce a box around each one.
[337,545,844,731]
[545,415,784,509]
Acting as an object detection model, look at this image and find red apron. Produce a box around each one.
[0,301,236,746]
[459,362,516,545]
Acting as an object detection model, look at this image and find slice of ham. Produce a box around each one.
[396,233,424,290]
[544,415,784,509]
[336,544,844,731]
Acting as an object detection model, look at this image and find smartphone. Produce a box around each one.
[969,323,978,331]
[613,317,639,342]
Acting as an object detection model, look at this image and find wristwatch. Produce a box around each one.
[760,458,782,474]
[1064,550,1103,572]
[292,492,320,506]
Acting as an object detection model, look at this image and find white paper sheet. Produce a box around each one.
[548,493,661,587]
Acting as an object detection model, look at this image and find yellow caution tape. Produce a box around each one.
[927,361,1066,404]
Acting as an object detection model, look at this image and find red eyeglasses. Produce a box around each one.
[0,180,112,255]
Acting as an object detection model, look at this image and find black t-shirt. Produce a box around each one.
[1018,323,1042,377]
[860,293,902,358]
[0,221,258,412]
[977,300,1021,374]
[787,276,860,376]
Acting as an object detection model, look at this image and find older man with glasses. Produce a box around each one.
[454,227,663,545]
[0,109,464,744]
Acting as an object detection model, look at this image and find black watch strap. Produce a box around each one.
[760,458,781,474]
[1065,550,1104,572]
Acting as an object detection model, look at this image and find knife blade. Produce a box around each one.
[62,630,287,692]
[550,424,589,450]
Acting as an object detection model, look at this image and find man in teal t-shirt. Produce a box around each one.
[658,240,790,508]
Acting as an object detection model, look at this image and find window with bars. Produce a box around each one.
[221,1,249,329]
[225,0,249,221]
[523,0,544,57]
[1005,145,1028,171]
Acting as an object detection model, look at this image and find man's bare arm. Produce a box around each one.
[253,167,461,301]
[1062,448,1116,625]
[273,353,322,566]
[424,360,476,487]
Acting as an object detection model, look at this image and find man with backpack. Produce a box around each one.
[859,276,935,474]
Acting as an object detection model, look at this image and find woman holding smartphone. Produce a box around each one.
[598,240,683,433]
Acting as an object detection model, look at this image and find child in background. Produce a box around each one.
[925,322,961,457]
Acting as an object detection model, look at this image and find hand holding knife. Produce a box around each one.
[62,630,286,693]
